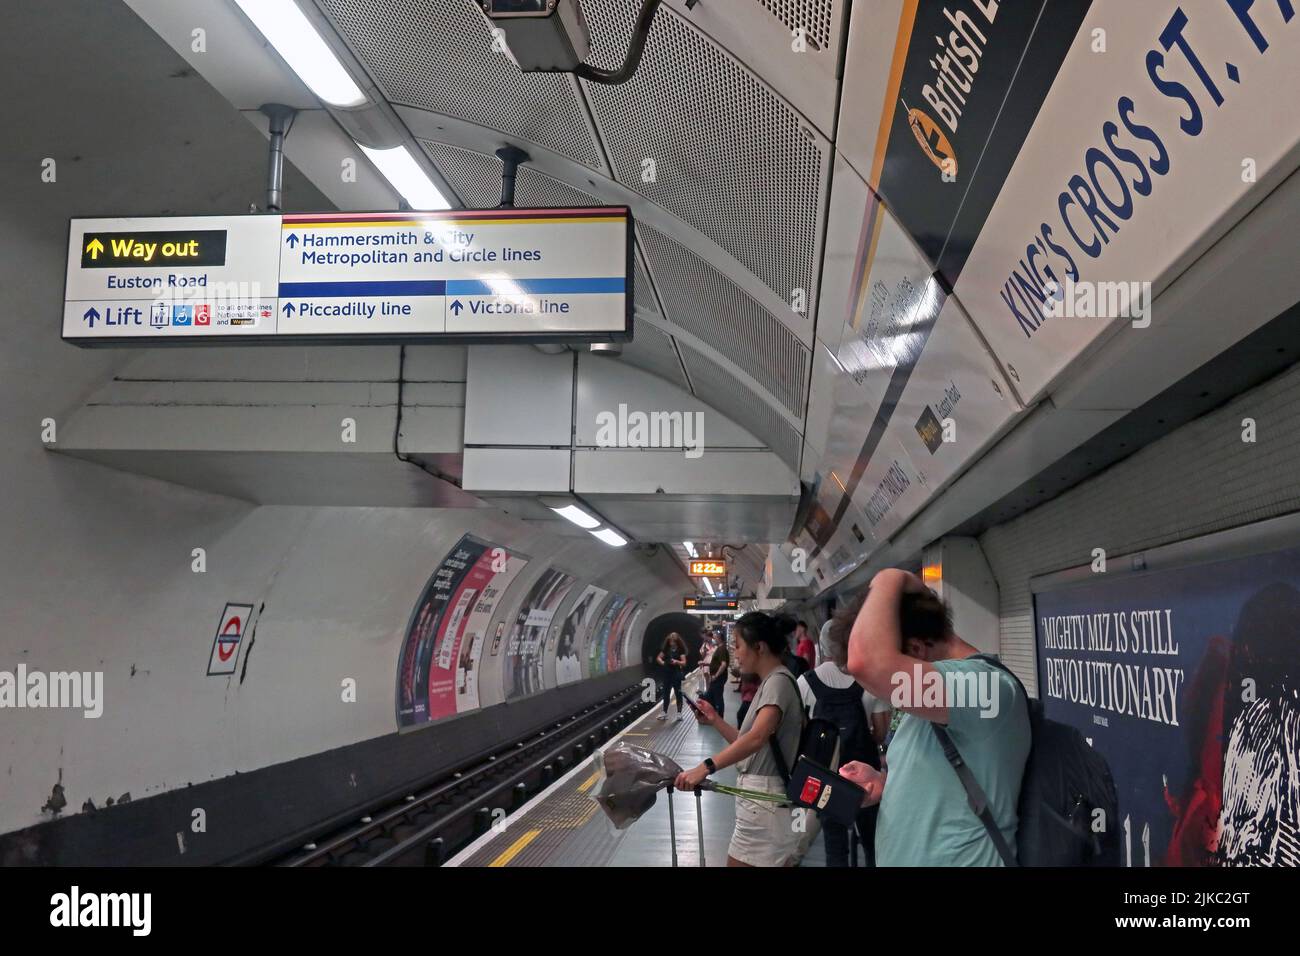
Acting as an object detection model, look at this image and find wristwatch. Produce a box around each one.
[703,757,717,775]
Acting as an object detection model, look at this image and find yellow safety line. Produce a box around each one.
[576,770,601,794]
[281,217,624,229]
[489,828,543,867]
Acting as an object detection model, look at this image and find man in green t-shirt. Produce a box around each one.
[835,569,1031,866]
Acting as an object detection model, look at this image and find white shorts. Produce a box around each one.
[727,774,800,867]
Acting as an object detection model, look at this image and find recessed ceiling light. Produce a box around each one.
[234,0,368,108]
[358,144,450,210]
[549,503,601,529]
[590,527,628,547]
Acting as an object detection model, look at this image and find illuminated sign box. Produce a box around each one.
[683,596,739,612]
[688,559,728,577]
[63,207,632,346]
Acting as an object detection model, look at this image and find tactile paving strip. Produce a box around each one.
[458,682,706,867]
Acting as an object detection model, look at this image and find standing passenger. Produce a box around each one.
[794,621,817,671]
[796,619,889,866]
[675,612,803,867]
[838,570,1030,866]
[656,633,688,721]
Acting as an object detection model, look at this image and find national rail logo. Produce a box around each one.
[906,106,958,179]
[900,0,1004,181]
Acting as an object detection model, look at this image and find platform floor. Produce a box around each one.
[447,670,831,867]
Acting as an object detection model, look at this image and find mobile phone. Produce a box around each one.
[685,696,703,713]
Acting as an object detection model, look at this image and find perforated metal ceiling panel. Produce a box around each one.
[677,342,803,473]
[581,0,828,309]
[760,0,835,51]
[422,139,598,209]
[632,253,660,317]
[420,140,662,319]
[317,0,602,168]
[617,320,689,391]
[638,222,808,417]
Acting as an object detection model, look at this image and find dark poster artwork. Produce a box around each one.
[1034,543,1300,866]
[874,0,1092,282]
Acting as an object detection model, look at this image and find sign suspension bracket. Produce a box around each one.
[495,145,531,208]
[259,104,298,214]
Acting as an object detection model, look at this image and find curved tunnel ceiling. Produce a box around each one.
[309,0,831,476]
[117,0,1300,597]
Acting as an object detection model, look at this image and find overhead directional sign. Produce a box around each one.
[63,207,633,346]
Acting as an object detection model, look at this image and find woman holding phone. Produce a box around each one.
[674,612,803,866]
[655,633,688,720]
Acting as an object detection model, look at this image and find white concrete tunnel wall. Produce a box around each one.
[0,455,679,835]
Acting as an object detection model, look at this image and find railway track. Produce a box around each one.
[275,684,649,867]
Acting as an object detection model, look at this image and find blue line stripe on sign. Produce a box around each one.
[279,280,447,297]
[445,277,625,295]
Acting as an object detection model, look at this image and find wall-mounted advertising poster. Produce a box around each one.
[604,600,640,672]
[619,603,646,671]
[395,535,528,729]
[556,585,606,686]
[1033,542,1300,866]
[589,595,627,677]
[503,568,577,700]
[454,554,531,714]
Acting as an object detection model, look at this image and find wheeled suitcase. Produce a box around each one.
[665,784,706,867]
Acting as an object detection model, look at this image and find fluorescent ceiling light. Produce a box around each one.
[359,144,451,211]
[590,527,628,547]
[683,541,697,557]
[550,504,601,530]
[234,0,367,108]
[703,577,714,595]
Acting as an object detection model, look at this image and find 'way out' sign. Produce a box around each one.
[63,207,633,346]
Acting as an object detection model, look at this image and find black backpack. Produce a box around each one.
[933,654,1120,867]
[804,671,881,771]
[765,672,872,826]
[763,671,862,779]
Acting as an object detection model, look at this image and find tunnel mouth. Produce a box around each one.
[641,612,703,669]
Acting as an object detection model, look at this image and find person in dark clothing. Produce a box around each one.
[703,646,729,719]
[656,633,688,720]
[796,619,889,866]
